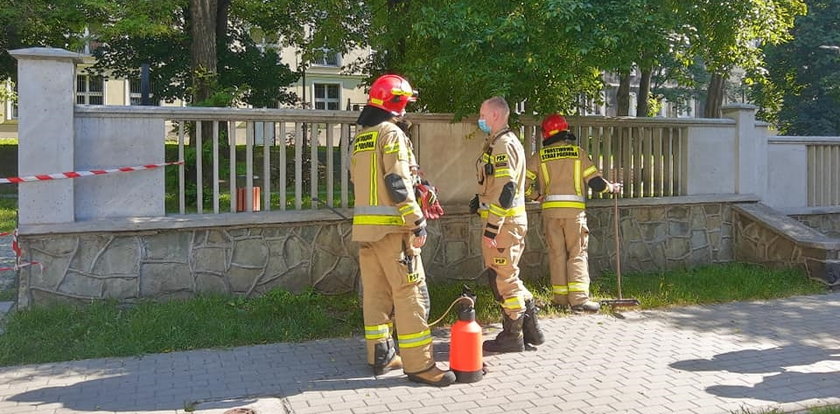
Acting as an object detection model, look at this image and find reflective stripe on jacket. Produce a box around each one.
[475,129,528,235]
[525,143,606,218]
[350,122,424,242]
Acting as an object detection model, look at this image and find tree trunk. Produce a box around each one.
[704,72,726,118]
[190,0,218,104]
[636,67,652,117]
[616,72,631,116]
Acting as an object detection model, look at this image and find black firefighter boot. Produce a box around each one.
[483,311,525,353]
[523,299,545,346]
[372,339,402,375]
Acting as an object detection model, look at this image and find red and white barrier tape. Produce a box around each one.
[0,161,184,184]
[0,160,183,269]
[0,229,40,272]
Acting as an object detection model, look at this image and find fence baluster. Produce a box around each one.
[295,122,303,210]
[196,121,203,214]
[341,123,350,209]
[246,121,254,212]
[326,123,335,207]
[653,126,663,197]
[212,121,219,214]
[278,122,287,211]
[178,121,185,214]
[263,122,273,211]
[310,123,318,209]
[228,121,236,212]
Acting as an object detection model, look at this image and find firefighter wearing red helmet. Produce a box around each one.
[350,74,455,387]
[471,96,544,353]
[525,114,622,313]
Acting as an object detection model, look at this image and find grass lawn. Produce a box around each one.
[0,262,826,367]
[0,198,14,233]
[736,405,840,414]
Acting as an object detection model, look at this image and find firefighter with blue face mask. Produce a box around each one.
[525,114,622,313]
[473,96,544,353]
[351,74,455,387]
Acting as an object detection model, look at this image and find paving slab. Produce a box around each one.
[0,293,839,414]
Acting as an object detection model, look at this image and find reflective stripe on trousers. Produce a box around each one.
[397,329,433,349]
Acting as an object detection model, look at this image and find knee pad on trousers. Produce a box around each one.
[374,338,396,367]
[481,267,502,302]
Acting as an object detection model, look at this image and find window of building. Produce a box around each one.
[129,78,141,105]
[250,27,279,53]
[313,83,340,110]
[127,78,155,105]
[76,74,104,105]
[312,49,340,67]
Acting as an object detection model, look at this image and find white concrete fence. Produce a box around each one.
[10,47,840,229]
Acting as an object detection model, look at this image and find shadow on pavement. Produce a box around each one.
[5,333,457,412]
[706,371,840,403]
[671,344,840,403]
[671,344,840,374]
[636,294,840,345]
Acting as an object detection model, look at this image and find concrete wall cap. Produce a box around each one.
[8,47,88,63]
[721,103,758,111]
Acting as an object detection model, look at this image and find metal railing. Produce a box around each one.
[166,110,362,215]
[520,117,686,199]
[807,141,840,207]
[76,107,700,216]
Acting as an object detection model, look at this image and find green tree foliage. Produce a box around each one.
[91,0,302,107]
[752,0,840,135]
[0,0,368,107]
[361,0,804,120]
[0,0,112,82]
[365,0,606,119]
[671,0,806,117]
[1,0,812,124]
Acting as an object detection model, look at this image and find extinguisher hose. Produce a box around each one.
[428,296,475,327]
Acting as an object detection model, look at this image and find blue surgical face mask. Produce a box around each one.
[478,119,492,134]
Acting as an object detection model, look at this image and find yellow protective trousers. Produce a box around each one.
[543,212,592,306]
[359,232,434,374]
[481,220,532,319]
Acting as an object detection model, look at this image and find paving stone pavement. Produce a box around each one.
[0,293,839,414]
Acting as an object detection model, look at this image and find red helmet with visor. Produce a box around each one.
[541,114,569,140]
[367,74,418,116]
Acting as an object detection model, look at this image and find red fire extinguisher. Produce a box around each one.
[450,286,483,383]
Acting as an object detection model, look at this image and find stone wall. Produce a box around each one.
[790,213,840,239]
[734,204,840,286]
[17,196,744,308]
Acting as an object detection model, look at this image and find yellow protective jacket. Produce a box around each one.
[350,121,425,242]
[475,128,527,239]
[525,142,608,218]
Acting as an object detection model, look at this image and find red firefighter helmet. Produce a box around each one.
[367,74,418,116]
[541,114,569,140]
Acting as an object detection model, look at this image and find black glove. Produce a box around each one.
[468,194,479,215]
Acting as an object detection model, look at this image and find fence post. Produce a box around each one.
[722,104,765,198]
[10,48,86,226]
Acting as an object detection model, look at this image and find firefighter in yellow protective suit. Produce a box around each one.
[471,96,544,353]
[350,74,455,387]
[525,114,622,313]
